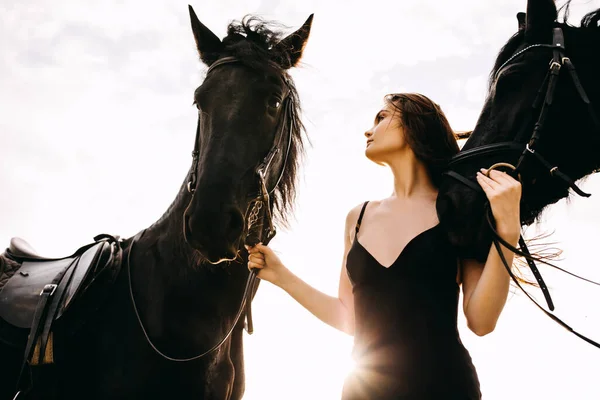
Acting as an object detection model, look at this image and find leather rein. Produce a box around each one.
[127,56,294,362]
[445,27,600,349]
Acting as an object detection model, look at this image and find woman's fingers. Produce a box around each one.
[246,243,266,271]
[248,261,263,270]
[248,253,265,265]
[488,169,510,181]
[489,170,519,188]
[482,168,520,185]
[479,169,521,195]
[480,169,503,185]
[245,243,266,254]
[255,243,271,255]
[476,172,497,194]
[248,254,265,270]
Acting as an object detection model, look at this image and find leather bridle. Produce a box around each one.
[127,56,295,362]
[185,56,294,248]
[444,27,600,349]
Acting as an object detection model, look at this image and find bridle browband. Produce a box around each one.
[127,56,295,362]
[445,26,600,349]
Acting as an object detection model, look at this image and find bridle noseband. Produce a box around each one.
[444,26,600,349]
[127,56,296,362]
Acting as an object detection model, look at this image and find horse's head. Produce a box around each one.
[437,0,600,261]
[182,6,312,263]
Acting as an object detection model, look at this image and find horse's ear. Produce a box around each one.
[525,0,557,40]
[273,14,314,69]
[517,12,526,31]
[188,5,222,66]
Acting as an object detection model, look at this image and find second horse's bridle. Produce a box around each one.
[444,27,600,349]
[127,56,295,362]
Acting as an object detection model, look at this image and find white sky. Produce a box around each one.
[1,1,599,399]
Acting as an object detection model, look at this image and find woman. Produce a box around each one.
[246,93,521,399]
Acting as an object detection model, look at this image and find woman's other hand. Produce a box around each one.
[476,168,522,240]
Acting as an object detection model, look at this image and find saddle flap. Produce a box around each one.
[60,241,110,314]
[0,258,75,328]
[0,242,105,328]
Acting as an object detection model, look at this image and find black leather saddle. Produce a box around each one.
[0,233,123,393]
[8,237,46,260]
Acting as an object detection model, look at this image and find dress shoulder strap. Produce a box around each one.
[355,201,369,235]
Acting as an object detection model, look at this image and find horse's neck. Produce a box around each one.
[127,236,238,345]
[128,187,248,332]
[149,173,193,234]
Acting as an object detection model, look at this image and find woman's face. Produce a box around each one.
[364,102,407,164]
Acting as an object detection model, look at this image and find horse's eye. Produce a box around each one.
[268,97,282,109]
[496,63,522,82]
[493,68,521,96]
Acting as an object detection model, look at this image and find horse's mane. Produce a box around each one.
[488,1,600,91]
[221,16,308,227]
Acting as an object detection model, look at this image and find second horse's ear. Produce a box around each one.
[517,12,526,31]
[525,0,557,41]
[189,5,223,66]
[272,14,314,69]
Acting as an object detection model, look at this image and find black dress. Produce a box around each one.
[342,201,481,400]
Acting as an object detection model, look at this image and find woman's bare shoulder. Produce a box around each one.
[345,199,384,227]
[346,202,364,220]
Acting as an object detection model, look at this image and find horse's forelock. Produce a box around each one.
[223,16,288,69]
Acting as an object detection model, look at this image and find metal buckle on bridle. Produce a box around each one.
[187,151,199,194]
[549,60,562,73]
[40,283,57,296]
[525,143,535,154]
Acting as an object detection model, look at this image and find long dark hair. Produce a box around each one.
[384,93,460,189]
[385,94,556,286]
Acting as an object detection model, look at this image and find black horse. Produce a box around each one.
[0,6,313,399]
[437,0,600,346]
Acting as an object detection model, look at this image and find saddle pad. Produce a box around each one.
[0,242,104,328]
